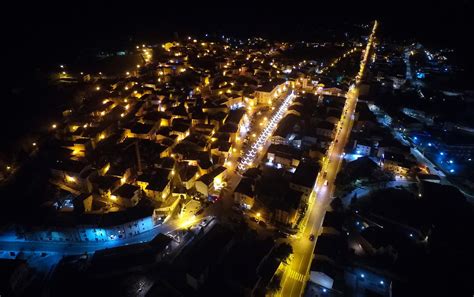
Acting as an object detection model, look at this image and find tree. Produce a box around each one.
[267,274,282,294]
[350,193,359,208]
[274,242,293,263]
[331,197,344,212]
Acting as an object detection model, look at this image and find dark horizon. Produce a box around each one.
[6,1,474,66]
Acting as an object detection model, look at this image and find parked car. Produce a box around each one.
[232,205,242,213]
[258,221,267,228]
[309,234,315,241]
[276,230,289,238]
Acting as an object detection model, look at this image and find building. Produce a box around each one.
[266,144,301,169]
[182,224,234,290]
[50,159,94,194]
[290,160,321,203]
[353,139,372,156]
[111,183,141,207]
[195,166,227,197]
[178,163,200,190]
[254,80,287,105]
[234,178,256,209]
[381,152,411,176]
[315,121,335,138]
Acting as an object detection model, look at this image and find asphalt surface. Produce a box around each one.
[278,21,377,297]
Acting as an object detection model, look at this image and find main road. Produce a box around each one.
[0,218,190,255]
[278,21,377,297]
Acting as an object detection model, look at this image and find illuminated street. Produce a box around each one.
[2,6,473,296]
[278,21,377,297]
[238,91,295,172]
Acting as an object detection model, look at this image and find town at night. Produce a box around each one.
[1,3,473,297]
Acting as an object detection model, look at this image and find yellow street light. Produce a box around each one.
[66,175,76,183]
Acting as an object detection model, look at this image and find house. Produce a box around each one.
[234,178,256,209]
[182,224,234,291]
[254,80,287,105]
[170,121,191,141]
[195,166,227,197]
[253,168,303,226]
[290,160,321,203]
[136,169,172,201]
[61,138,93,158]
[271,114,300,145]
[50,159,94,193]
[145,176,171,202]
[315,121,335,138]
[178,163,200,190]
[353,139,372,156]
[94,175,122,200]
[266,144,301,169]
[111,183,141,207]
[211,141,232,163]
[73,193,94,213]
[225,108,248,134]
[381,151,411,176]
[273,189,303,226]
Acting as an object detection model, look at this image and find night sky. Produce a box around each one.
[5,1,474,68]
[2,0,473,142]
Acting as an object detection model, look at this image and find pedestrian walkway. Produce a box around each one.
[287,268,305,282]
